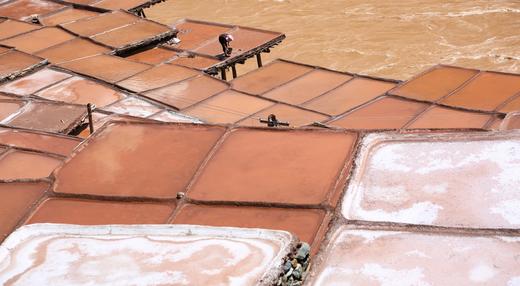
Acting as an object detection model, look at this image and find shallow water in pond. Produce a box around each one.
[148,0,520,80]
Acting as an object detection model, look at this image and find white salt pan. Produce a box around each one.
[342,131,520,228]
[0,224,295,286]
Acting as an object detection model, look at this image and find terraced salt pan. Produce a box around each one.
[342,131,520,228]
[307,226,520,285]
[0,224,295,286]
[36,76,126,107]
[0,69,71,95]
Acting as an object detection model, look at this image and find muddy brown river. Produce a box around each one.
[148,0,520,80]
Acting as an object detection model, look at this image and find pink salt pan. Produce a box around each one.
[0,150,62,180]
[0,69,71,95]
[308,226,520,285]
[342,131,520,228]
[0,128,80,156]
[36,76,126,107]
[0,224,296,286]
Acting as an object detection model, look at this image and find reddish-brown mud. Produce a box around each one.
[58,55,151,83]
[183,90,273,124]
[54,123,225,199]
[328,96,428,129]
[0,181,48,240]
[26,198,175,225]
[143,75,228,109]
[117,64,199,92]
[172,204,326,246]
[303,78,396,116]
[188,128,356,205]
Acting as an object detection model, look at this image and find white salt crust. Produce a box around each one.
[342,131,520,228]
[104,97,161,118]
[308,227,520,285]
[0,224,295,286]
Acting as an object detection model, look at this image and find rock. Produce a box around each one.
[296,242,310,262]
[283,260,292,272]
[281,274,288,284]
[293,264,303,279]
[284,268,293,279]
[302,258,310,271]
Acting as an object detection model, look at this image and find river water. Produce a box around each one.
[148,0,520,80]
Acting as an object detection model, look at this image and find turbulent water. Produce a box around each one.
[148,0,520,80]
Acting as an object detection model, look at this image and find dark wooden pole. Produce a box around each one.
[256,53,263,67]
[221,68,227,80]
[87,103,94,134]
[232,65,237,78]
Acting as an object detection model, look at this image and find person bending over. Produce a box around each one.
[219,33,234,57]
